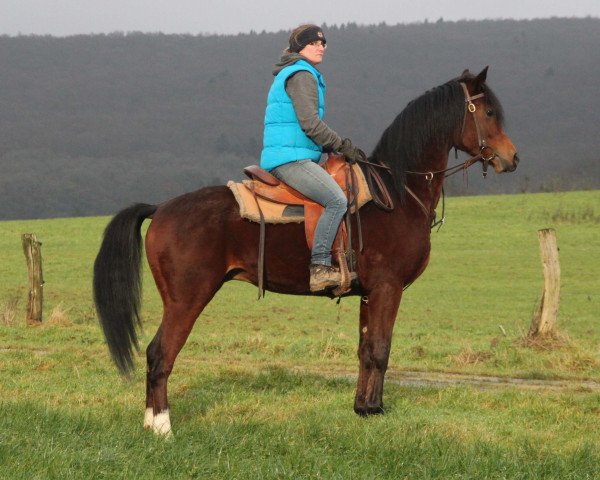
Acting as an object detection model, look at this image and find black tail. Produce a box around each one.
[93,203,158,376]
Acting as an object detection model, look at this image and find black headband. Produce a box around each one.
[289,26,327,53]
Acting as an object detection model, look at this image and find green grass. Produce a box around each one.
[1,190,599,479]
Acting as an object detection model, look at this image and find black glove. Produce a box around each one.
[338,138,366,163]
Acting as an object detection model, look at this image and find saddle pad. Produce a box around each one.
[227,162,372,224]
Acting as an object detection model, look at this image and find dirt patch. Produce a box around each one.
[298,368,600,393]
[385,370,600,392]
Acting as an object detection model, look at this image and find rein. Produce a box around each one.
[357,156,395,212]
[356,151,484,229]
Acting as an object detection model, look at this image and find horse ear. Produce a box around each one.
[475,66,489,84]
[462,69,470,76]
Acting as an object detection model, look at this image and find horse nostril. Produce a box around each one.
[513,153,520,165]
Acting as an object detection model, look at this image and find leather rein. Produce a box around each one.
[355,82,498,228]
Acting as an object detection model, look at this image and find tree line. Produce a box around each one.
[1,18,599,219]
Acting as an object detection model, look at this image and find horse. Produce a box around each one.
[93,67,519,436]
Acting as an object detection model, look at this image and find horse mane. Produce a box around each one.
[370,76,505,198]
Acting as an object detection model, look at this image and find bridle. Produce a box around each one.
[355,81,500,227]
[344,81,505,292]
[405,81,497,180]
[459,82,496,178]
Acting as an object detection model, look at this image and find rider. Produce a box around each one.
[260,24,365,292]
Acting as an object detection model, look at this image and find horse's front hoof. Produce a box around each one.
[354,402,385,417]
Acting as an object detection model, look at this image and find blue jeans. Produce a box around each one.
[271,160,347,266]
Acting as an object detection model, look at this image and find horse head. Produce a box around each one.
[456,67,519,175]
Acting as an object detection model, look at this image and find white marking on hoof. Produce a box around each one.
[144,408,154,430]
[152,409,173,437]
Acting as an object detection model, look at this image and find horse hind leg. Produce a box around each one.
[144,326,162,431]
[145,305,196,437]
[145,293,218,436]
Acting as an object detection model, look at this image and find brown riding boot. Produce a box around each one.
[309,264,341,292]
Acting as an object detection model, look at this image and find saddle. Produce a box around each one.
[243,155,369,248]
[227,154,372,296]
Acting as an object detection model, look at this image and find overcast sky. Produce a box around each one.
[1,0,599,36]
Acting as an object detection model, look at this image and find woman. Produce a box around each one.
[260,24,365,292]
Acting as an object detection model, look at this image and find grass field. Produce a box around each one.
[1,190,599,479]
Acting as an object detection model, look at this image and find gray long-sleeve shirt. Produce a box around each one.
[272,52,344,152]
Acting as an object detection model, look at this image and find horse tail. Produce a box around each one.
[93,203,158,377]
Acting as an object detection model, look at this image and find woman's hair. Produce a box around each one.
[287,24,326,53]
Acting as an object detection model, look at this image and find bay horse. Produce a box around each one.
[93,67,518,436]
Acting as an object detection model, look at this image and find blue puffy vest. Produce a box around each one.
[260,60,326,171]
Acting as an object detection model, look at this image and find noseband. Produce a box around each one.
[459,82,496,177]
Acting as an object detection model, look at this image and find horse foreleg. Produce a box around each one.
[354,282,402,416]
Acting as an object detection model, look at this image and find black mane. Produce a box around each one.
[370,77,505,197]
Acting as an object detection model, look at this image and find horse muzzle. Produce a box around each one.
[492,151,519,173]
[504,152,519,172]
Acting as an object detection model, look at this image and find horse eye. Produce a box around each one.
[486,108,495,117]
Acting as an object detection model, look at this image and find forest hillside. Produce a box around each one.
[1,18,599,219]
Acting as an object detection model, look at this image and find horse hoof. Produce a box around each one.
[354,404,385,416]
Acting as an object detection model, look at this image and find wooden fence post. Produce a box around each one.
[529,228,560,337]
[21,233,44,325]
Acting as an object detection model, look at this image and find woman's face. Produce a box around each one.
[299,40,326,65]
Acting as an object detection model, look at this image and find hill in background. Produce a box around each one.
[1,18,599,219]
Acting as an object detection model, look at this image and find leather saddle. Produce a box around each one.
[235,154,373,297]
[242,154,360,251]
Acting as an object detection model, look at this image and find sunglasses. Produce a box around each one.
[307,40,327,49]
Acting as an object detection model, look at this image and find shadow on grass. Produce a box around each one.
[176,365,371,417]
[174,365,422,422]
